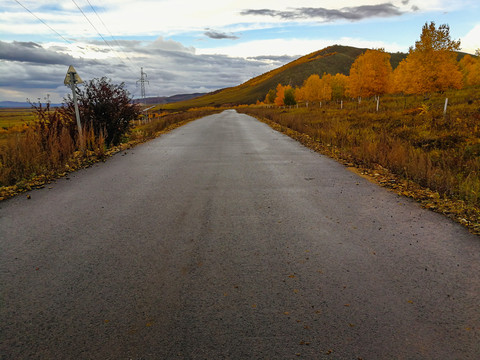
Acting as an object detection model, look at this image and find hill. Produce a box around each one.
[133,93,207,105]
[0,101,62,108]
[159,45,407,110]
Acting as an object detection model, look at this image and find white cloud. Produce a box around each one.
[197,37,405,58]
[462,24,480,54]
[0,0,440,39]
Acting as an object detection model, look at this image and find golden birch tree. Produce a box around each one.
[395,22,462,94]
[346,49,392,98]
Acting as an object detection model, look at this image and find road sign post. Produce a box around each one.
[64,65,84,148]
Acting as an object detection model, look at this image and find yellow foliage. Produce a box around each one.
[274,84,287,106]
[299,73,334,103]
[392,22,463,94]
[346,49,392,98]
[459,55,480,86]
[303,74,322,103]
[331,73,348,100]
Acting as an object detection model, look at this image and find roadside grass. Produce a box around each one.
[237,86,480,234]
[0,107,221,201]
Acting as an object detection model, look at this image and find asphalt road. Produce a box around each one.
[1,110,479,359]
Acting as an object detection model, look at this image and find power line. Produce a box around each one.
[71,0,113,51]
[84,0,136,68]
[71,0,137,73]
[12,0,73,45]
[13,0,143,96]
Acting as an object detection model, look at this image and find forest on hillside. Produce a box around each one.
[266,23,479,107]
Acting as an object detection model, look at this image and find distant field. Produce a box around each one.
[0,108,35,129]
[0,108,36,146]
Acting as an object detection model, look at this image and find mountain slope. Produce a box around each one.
[161,45,407,110]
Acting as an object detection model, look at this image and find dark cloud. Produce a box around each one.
[16,41,42,49]
[0,37,282,103]
[248,55,299,63]
[204,29,239,40]
[241,3,405,21]
[0,40,75,65]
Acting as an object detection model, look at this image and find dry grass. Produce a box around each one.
[0,108,36,128]
[0,108,36,147]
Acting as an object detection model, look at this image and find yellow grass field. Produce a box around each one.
[0,108,36,146]
[0,108,36,129]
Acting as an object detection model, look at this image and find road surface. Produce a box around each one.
[1,110,479,359]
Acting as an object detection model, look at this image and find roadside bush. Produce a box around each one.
[63,77,141,146]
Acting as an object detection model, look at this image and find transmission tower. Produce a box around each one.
[136,67,149,105]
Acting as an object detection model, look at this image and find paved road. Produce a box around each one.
[1,110,479,359]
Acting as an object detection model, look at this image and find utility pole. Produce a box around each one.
[64,65,84,148]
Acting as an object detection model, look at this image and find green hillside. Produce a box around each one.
[159,45,407,110]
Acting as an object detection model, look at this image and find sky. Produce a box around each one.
[1,0,479,103]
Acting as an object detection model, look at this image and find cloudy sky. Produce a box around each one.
[1,0,479,103]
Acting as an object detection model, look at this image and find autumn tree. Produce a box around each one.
[264,88,277,104]
[391,58,410,94]
[330,73,348,100]
[284,87,297,106]
[302,74,322,104]
[393,22,463,94]
[63,77,140,146]
[294,86,306,104]
[459,54,480,86]
[318,73,333,102]
[274,84,286,106]
[298,73,340,105]
[346,49,392,98]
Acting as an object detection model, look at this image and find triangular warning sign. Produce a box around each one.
[64,65,84,85]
